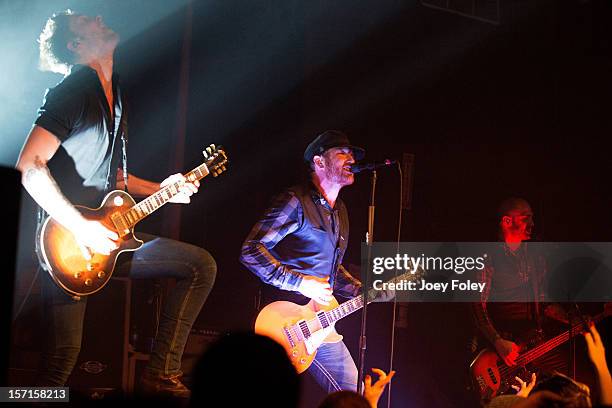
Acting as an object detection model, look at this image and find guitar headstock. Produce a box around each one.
[202,144,228,177]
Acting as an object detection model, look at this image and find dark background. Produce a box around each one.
[7,0,612,406]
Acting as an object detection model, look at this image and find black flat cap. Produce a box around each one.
[303,130,365,163]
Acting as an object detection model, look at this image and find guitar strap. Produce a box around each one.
[530,246,543,334]
[532,279,543,334]
[330,206,340,287]
[117,85,129,191]
[103,78,127,193]
[121,123,128,191]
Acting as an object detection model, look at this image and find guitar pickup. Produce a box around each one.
[487,367,497,384]
[110,212,130,235]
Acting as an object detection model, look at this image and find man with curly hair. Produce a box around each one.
[16,10,217,398]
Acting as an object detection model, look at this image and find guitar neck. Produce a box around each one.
[120,163,210,229]
[324,271,415,325]
[517,312,604,366]
[324,296,365,325]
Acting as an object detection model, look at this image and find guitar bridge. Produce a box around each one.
[283,327,296,348]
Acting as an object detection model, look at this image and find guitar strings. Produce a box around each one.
[496,315,599,379]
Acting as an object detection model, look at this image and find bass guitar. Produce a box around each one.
[470,303,611,402]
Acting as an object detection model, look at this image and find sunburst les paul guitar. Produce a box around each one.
[470,303,611,403]
[255,270,421,373]
[37,144,228,298]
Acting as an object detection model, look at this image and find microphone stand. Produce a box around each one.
[569,303,583,379]
[357,170,377,394]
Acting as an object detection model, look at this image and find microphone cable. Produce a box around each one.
[386,160,404,408]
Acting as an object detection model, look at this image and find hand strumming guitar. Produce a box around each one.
[298,275,333,305]
[71,218,119,259]
[495,338,520,366]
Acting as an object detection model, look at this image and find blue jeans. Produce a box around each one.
[38,233,216,386]
[308,341,358,392]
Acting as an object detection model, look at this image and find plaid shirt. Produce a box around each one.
[240,187,361,297]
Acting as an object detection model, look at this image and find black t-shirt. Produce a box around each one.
[35,65,126,208]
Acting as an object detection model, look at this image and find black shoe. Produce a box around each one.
[140,371,191,399]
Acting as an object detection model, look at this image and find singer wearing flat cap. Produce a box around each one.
[240,130,364,392]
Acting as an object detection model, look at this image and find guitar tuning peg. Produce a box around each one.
[212,171,218,177]
[221,165,226,172]
[210,144,216,151]
[202,150,208,158]
[206,146,212,155]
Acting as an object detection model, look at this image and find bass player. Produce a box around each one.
[471,198,572,398]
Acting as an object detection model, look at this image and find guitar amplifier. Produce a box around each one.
[181,328,224,385]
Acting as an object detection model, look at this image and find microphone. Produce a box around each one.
[350,159,397,174]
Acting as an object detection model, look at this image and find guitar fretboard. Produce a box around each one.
[114,164,209,231]
[517,312,604,366]
[323,271,416,325]
[324,295,365,325]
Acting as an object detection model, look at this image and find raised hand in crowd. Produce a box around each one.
[584,323,611,406]
[512,372,537,397]
[364,368,395,408]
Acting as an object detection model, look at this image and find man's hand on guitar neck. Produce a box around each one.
[161,173,199,204]
[298,276,333,306]
[495,338,520,366]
